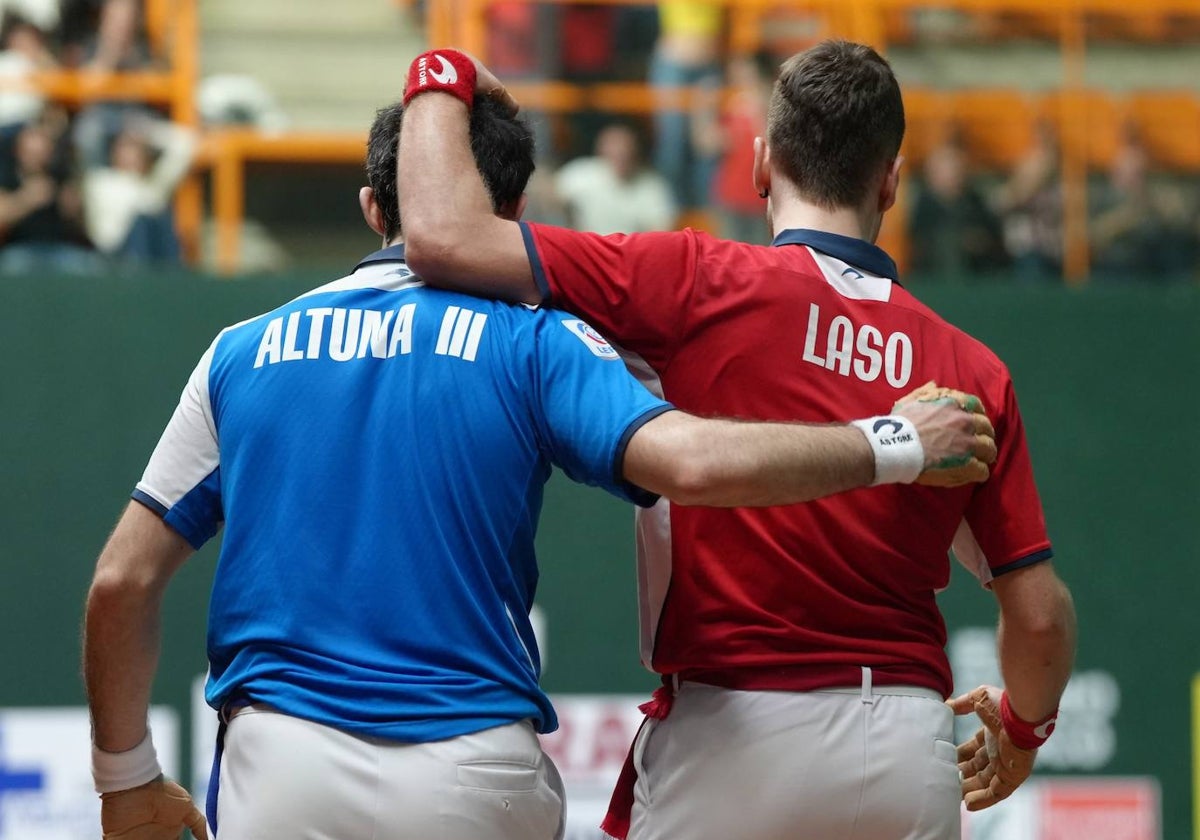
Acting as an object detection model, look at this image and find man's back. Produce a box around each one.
[522,223,1050,695]
[134,247,667,742]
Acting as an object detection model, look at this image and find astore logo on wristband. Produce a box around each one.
[405,50,476,108]
[429,54,458,85]
[1033,717,1057,740]
[872,418,903,436]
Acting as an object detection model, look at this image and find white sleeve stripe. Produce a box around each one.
[138,338,221,509]
[951,519,994,588]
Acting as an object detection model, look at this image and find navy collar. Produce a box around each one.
[354,243,406,271]
[772,229,898,282]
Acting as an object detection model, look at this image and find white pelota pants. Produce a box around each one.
[213,706,565,840]
[629,670,961,840]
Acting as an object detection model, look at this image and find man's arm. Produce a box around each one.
[623,397,995,506]
[623,411,872,506]
[84,501,192,754]
[992,561,1076,721]
[85,502,209,839]
[948,562,1075,811]
[398,89,539,303]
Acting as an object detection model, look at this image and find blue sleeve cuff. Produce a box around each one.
[612,405,675,508]
[991,547,1054,577]
[130,488,169,517]
[519,222,551,302]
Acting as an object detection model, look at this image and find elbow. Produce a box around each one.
[402,222,464,282]
[1012,583,1077,649]
[86,560,165,613]
[658,445,722,507]
[662,468,711,507]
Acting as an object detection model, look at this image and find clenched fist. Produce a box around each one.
[893,381,997,486]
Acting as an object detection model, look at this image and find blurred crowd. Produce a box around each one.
[0,0,194,275]
[2,0,1196,283]
[909,125,1198,284]
[493,1,1199,284]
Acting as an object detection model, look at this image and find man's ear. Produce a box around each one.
[752,136,771,199]
[879,156,903,213]
[498,193,529,222]
[359,186,388,238]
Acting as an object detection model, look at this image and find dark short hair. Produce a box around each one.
[366,97,536,240]
[766,40,905,209]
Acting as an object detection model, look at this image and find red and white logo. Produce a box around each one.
[428,54,458,85]
[562,319,619,359]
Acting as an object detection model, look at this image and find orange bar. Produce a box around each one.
[0,71,175,104]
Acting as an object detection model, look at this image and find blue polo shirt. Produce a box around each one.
[132,246,671,741]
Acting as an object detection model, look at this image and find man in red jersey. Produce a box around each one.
[396,41,1076,840]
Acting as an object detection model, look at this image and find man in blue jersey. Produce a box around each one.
[82,97,995,840]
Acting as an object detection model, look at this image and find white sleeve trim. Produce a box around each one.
[951,519,994,588]
[135,338,220,509]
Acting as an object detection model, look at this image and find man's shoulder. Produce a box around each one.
[889,286,1010,379]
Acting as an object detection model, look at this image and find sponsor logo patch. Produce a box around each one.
[562,319,619,359]
[428,54,458,85]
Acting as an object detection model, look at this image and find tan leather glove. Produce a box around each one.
[947,685,1038,811]
[894,381,997,487]
[100,776,208,840]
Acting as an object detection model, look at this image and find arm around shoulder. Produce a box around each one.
[622,410,875,507]
[397,92,541,303]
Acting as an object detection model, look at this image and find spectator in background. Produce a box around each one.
[59,0,145,72]
[0,12,56,136]
[650,1,722,208]
[995,119,1062,283]
[555,122,675,234]
[1090,129,1196,283]
[693,50,774,244]
[61,0,158,169]
[0,107,101,275]
[82,114,194,265]
[909,133,1007,280]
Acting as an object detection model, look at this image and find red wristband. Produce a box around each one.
[1000,691,1057,750]
[404,50,477,108]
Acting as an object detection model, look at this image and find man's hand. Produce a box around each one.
[460,52,518,116]
[100,777,207,840]
[947,685,1038,811]
[893,382,997,487]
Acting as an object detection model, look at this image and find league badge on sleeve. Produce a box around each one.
[562,320,620,359]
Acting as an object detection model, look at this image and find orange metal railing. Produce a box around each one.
[5,0,1198,278]
[432,0,1200,284]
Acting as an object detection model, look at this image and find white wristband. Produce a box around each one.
[850,415,924,485]
[92,730,162,793]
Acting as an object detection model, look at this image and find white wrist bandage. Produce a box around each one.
[850,415,924,485]
[92,730,162,793]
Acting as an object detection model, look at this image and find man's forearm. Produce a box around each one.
[397,94,496,278]
[397,60,541,302]
[84,574,164,752]
[624,412,874,507]
[995,566,1077,721]
[83,503,193,756]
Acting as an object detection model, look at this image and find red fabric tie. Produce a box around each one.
[600,678,676,839]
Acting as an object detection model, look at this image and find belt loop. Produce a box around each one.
[861,666,874,705]
[671,673,680,694]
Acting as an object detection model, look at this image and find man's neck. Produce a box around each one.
[769,198,877,244]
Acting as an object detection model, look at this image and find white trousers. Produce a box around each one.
[629,670,961,840]
[213,706,565,840]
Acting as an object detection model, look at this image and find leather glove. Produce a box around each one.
[100,776,208,840]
